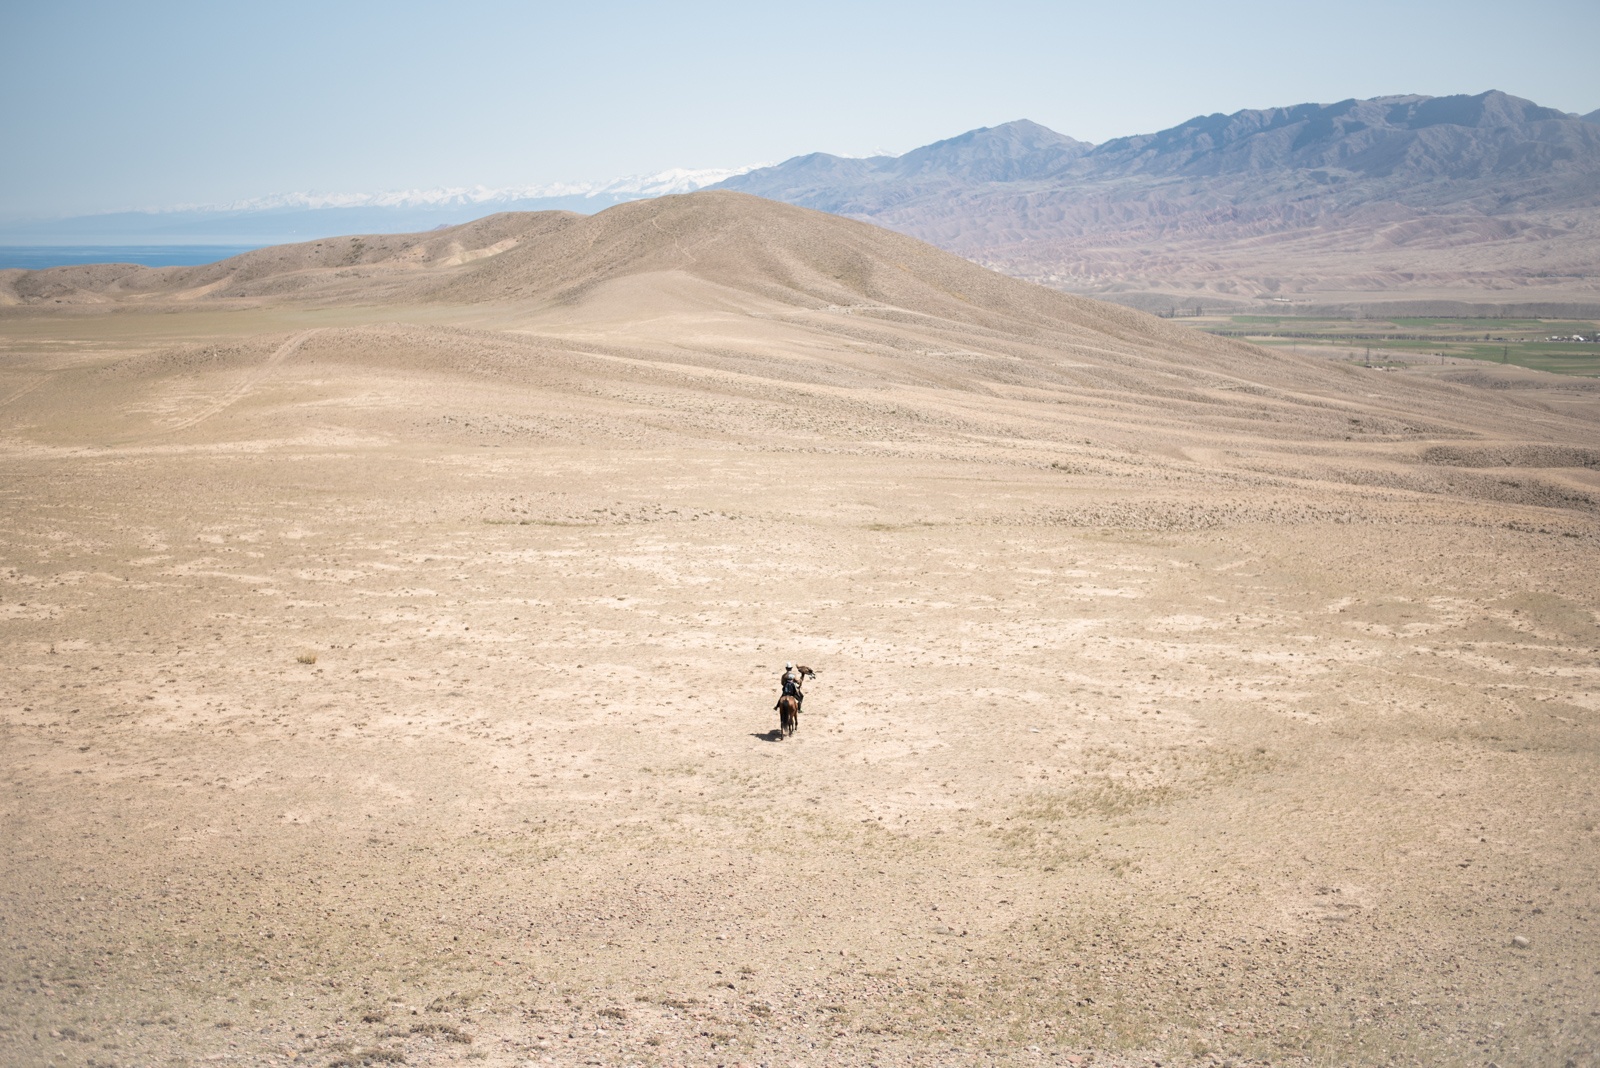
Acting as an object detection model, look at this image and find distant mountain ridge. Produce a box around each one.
[726,92,1597,203]
[715,91,1600,309]
[0,167,755,247]
[8,90,1597,305]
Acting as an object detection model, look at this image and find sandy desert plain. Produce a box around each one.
[1,192,1599,1068]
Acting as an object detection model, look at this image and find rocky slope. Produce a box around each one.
[717,91,1600,309]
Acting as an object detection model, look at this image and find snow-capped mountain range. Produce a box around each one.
[173,167,756,214]
[0,167,759,245]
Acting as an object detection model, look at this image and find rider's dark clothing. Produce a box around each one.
[781,669,804,709]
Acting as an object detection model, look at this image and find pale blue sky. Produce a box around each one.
[2,0,1596,219]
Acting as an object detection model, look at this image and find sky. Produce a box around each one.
[2,0,1598,220]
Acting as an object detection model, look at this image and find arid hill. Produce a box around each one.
[717,91,1600,310]
[2,193,1598,1068]
[5,191,1593,470]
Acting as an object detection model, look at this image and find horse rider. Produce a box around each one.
[781,662,805,713]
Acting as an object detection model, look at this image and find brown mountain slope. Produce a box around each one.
[718,92,1600,309]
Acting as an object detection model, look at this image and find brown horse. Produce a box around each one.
[776,694,800,738]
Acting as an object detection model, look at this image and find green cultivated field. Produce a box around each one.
[1189,315,1600,376]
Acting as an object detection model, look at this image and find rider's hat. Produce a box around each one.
[785,662,794,670]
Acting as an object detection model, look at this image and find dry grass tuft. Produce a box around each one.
[387,1022,472,1044]
[296,651,317,665]
[329,1050,405,1067]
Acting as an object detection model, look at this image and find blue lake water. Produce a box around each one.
[0,246,264,270]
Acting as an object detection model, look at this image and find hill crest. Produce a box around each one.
[0,192,1163,337]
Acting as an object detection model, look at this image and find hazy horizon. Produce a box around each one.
[3,0,1596,221]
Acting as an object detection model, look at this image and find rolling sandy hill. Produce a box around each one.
[6,192,1594,471]
[717,92,1600,310]
[2,192,1599,1068]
